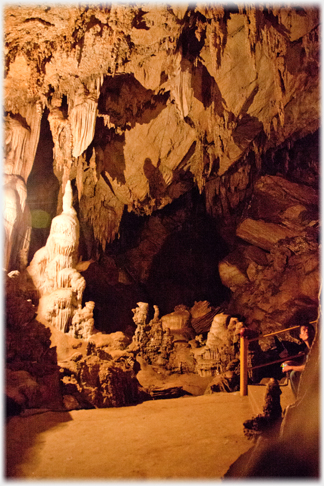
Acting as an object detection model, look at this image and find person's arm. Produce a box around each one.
[282,363,305,372]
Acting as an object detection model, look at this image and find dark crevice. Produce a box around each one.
[27,109,59,263]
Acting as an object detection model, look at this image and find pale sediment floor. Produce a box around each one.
[6,392,253,480]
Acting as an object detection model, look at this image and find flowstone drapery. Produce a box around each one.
[27,180,95,338]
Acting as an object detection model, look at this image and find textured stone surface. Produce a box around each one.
[4,5,320,259]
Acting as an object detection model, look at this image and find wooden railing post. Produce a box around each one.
[240,332,248,396]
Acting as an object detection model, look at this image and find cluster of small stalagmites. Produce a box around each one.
[130,303,174,367]
[60,334,143,409]
[130,302,200,372]
[68,301,95,339]
[193,314,244,377]
[129,302,244,378]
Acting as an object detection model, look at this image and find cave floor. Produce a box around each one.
[6,392,253,480]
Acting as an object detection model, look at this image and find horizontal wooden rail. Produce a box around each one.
[240,324,305,396]
[248,352,305,371]
[247,325,300,343]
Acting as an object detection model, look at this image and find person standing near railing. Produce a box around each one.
[282,323,315,397]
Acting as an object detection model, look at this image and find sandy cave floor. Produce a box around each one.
[6,392,253,480]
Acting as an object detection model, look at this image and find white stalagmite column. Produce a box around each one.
[27,181,96,337]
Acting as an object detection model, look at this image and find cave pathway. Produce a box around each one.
[6,392,253,480]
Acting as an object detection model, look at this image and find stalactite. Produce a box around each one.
[171,59,193,119]
[244,5,263,60]
[14,101,43,183]
[3,174,31,271]
[69,76,103,159]
[262,23,288,128]
[190,139,205,194]
[202,7,227,72]
[78,165,125,251]
[70,92,98,158]
[48,94,73,174]
[4,116,30,176]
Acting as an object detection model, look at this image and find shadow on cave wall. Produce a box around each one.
[82,262,149,335]
[82,188,231,334]
[145,214,231,316]
[27,109,59,263]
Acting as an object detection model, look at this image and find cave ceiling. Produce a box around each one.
[4,3,320,261]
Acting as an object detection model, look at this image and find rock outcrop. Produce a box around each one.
[5,272,62,414]
[219,174,319,333]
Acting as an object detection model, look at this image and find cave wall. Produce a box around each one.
[4,4,320,329]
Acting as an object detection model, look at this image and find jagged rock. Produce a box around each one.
[243,378,283,441]
[149,386,190,400]
[236,175,319,252]
[6,288,36,330]
[5,278,62,410]
[60,352,142,408]
[204,359,240,393]
[219,254,250,290]
[236,219,296,252]
[161,305,192,332]
[63,394,82,411]
[190,302,224,335]
[4,6,319,253]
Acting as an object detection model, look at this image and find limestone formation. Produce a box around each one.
[27,181,96,337]
[193,313,244,377]
[204,359,240,393]
[6,272,62,413]
[219,174,319,328]
[69,301,96,340]
[132,302,149,326]
[243,378,283,440]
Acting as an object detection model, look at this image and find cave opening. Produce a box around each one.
[145,193,231,315]
[82,187,231,333]
[26,109,59,263]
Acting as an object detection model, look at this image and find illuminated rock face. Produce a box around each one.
[3,174,30,271]
[27,181,95,338]
[4,5,320,257]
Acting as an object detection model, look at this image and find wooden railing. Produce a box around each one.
[240,325,301,396]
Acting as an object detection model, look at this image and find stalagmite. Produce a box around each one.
[27,180,96,336]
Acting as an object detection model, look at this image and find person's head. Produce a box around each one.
[299,323,315,345]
